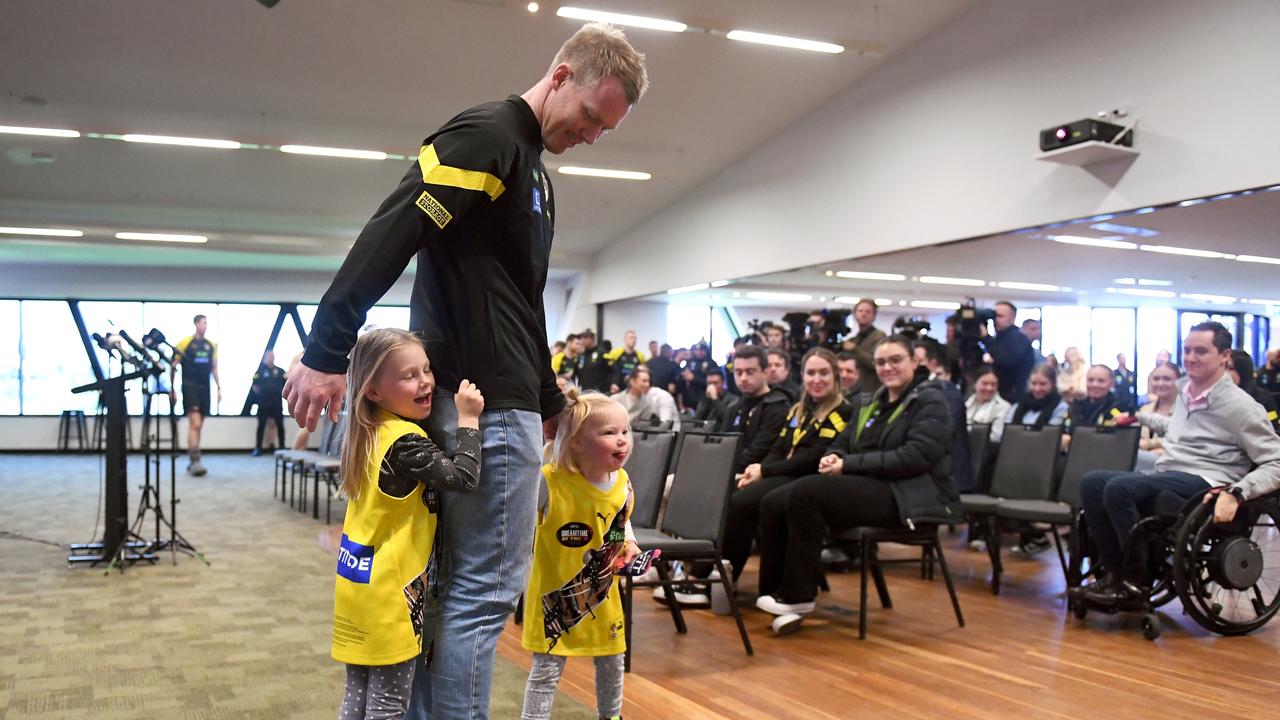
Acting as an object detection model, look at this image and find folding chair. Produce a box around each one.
[626,429,677,530]
[621,431,750,671]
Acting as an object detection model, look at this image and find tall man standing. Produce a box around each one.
[170,313,220,476]
[847,298,886,395]
[983,300,1035,403]
[284,23,648,719]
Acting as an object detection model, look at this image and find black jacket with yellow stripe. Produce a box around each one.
[758,399,855,479]
[304,96,565,420]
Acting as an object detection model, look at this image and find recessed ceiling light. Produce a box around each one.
[527,2,539,11]
[1179,292,1236,304]
[1265,185,1280,192]
[667,283,709,295]
[1178,198,1208,207]
[1091,222,1161,237]
[746,291,812,302]
[556,6,687,32]
[1138,244,1233,259]
[996,281,1063,292]
[0,125,81,138]
[1132,207,1156,214]
[1138,278,1173,286]
[122,134,242,149]
[115,232,208,244]
[710,280,731,288]
[280,145,387,160]
[875,298,893,306]
[918,275,985,287]
[0,226,84,237]
[1114,277,1136,285]
[910,300,961,310]
[834,270,906,282]
[1105,287,1175,298]
[557,166,651,180]
[726,29,844,54]
[1236,255,1280,266]
[1050,235,1138,250]
[1247,298,1280,306]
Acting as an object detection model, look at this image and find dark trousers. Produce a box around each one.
[723,475,796,581]
[255,406,285,450]
[757,473,900,603]
[1078,469,1208,577]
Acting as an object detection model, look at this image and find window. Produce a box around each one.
[217,304,285,415]
[1039,305,1091,365]
[0,300,19,414]
[20,301,97,414]
[710,308,737,364]
[1090,308,1136,371]
[1136,306,1176,394]
[363,305,411,332]
[666,304,711,350]
[77,301,147,414]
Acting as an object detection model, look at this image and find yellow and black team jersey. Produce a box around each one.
[523,464,632,657]
[332,415,438,666]
[303,96,565,422]
[758,400,855,479]
[604,348,646,387]
[174,335,216,387]
[550,352,579,382]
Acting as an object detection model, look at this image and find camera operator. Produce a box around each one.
[693,367,740,429]
[981,301,1035,404]
[765,348,801,403]
[846,298,886,395]
[678,341,718,411]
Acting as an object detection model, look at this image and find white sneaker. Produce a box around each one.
[771,613,805,635]
[635,566,659,584]
[968,539,987,552]
[652,583,711,607]
[755,595,815,616]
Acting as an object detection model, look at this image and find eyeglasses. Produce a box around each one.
[874,355,910,368]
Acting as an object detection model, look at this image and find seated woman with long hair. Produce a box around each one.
[722,347,853,583]
[994,363,1068,442]
[752,335,958,633]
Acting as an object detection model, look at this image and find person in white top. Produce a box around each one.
[1058,346,1088,403]
[610,364,680,430]
[965,365,1012,440]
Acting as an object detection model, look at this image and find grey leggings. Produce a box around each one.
[521,653,624,720]
[339,658,416,720]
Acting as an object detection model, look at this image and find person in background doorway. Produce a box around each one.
[1114,353,1137,409]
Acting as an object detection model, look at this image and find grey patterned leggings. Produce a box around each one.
[339,658,416,720]
[521,653,625,720]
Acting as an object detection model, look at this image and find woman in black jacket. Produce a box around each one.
[722,347,854,582]
[1229,350,1280,434]
[754,335,959,629]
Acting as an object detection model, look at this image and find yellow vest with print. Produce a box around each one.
[332,414,437,665]
[522,464,631,657]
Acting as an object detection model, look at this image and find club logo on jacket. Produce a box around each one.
[556,522,593,548]
[416,190,453,229]
[337,534,374,584]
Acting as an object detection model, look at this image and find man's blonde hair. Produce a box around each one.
[550,23,649,105]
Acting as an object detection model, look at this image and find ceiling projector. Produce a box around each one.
[1040,118,1133,152]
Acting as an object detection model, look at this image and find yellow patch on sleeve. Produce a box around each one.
[1269,410,1278,422]
[819,428,837,438]
[415,191,453,229]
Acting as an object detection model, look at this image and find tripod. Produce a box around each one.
[132,347,208,566]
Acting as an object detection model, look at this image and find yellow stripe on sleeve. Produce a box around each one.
[829,411,847,433]
[418,145,505,201]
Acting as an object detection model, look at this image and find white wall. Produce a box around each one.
[0,415,314,452]
[590,0,1280,303]
[600,300,668,352]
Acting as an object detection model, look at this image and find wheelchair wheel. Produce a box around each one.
[1147,546,1178,609]
[1172,498,1280,636]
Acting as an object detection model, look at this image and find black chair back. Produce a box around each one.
[989,424,1064,501]
[660,432,742,544]
[625,429,676,529]
[1058,425,1141,508]
[967,423,991,492]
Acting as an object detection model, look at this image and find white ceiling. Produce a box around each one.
[647,184,1280,313]
[0,0,974,268]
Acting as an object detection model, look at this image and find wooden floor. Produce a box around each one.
[497,539,1280,719]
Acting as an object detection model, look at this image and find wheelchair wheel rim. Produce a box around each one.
[1173,498,1280,635]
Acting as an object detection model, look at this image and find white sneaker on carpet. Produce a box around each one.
[968,539,987,552]
[651,583,711,607]
[634,566,659,584]
[754,595,815,616]
[771,613,805,635]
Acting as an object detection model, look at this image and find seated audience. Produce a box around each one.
[836,351,860,402]
[722,345,791,475]
[753,335,959,631]
[692,368,739,430]
[723,348,852,583]
[1057,346,1088,403]
[1257,348,1280,393]
[1076,322,1280,606]
[965,365,1011,441]
[1137,364,1180,455]
[993,363,1068,442]
[765,348,801,403]
[611,365,680,431]
[1228,350,1280,434]
[915,338,972,492]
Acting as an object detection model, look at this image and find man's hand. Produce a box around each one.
[737,463,762,489]
[1203,488,1241,523]
[818,453,843,476]
[543,416,559,442]
[283,363,346,433]
[706,384,720,401]
[609,383,619,394]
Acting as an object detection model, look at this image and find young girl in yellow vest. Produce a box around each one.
[332,329,484,720]
[521,388,653,720]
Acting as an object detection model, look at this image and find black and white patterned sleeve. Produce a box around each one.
[378,429,482,498]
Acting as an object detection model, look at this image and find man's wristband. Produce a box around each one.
[1228,485,1247,502]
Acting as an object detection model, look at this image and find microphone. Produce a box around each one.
[92,332,110,351]
[118,329,153,360]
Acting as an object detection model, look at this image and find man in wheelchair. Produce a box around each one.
[1074,321,1280,608]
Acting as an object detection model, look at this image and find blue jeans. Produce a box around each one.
[1078,469,1209,577]
[407,393,543,720]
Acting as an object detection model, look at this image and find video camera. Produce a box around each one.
[891,315,932,341]
[948,298,995,375]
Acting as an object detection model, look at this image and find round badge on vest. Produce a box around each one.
[556,522,593,547]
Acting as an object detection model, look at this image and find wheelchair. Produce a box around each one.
[1067,489,1280,640]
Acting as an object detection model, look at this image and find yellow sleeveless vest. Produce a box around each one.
[331,413,438,665]
[522,464,632,657]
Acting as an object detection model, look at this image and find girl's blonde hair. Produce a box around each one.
[789,347,844,428]
[339,328,425,500]
[547,384,624,475]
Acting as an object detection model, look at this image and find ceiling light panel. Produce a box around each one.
[918,275,985,287]
[279,145,387,160]
[556,6,687,32]
[557,166,651,180]
[909,300,961,310]
[834,270,906,282]
[0,226,83,237]
[115,232,208,244]
[122,134,241,149]
[1091,222,1160,237]
[1105,287,1175,298]
[1236,255,1280,266]
[996,281,1063,292]
[0,125,81,138]
[1050,235,1138,250]
[1138,244,1233,259]
[726,29,844,54]
[1180,293,1236,304]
